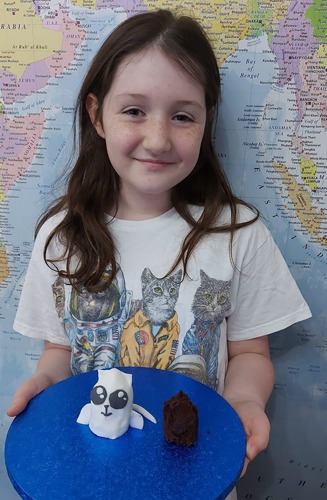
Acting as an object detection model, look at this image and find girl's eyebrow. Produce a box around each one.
[116,93,204,109]
[116,93,145,99]
[175,100,205,110]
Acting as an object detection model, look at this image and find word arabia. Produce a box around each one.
[0,24,27,29]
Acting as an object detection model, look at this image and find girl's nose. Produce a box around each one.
[142,118,171,154]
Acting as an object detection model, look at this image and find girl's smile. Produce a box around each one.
[87,46,206,220]
[135,158,175,169]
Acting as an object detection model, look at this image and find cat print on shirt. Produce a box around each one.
[119,268,183,369]
[181,270,232,389]
[51,264,231,389]
[70,278,121,323]
[61,266,131,374]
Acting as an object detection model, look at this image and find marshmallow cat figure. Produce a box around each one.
[77,368,157,439]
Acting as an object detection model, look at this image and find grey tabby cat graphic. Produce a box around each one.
[129,268,183,327]
[141,267,183,326]
[182,270,232,389]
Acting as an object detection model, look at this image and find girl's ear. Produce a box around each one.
[85,93,105,138]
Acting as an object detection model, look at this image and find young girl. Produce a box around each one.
[8,8,311,495]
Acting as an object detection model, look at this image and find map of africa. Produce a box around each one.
[0,1,326,498]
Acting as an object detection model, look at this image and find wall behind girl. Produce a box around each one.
[7,9,311,499]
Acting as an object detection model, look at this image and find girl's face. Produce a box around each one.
[87,46,206,219]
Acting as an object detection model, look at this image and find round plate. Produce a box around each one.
[5,368,245,500]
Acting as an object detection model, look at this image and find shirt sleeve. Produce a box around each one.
[227,219,312,341]
[13,217,70,346]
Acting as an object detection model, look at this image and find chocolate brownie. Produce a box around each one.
[163,390,198,446]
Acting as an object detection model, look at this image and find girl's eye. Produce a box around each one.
[173,113,194,122]
[123,108,144,117]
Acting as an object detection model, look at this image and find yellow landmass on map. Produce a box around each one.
[273,161,326,247]
[71,0,97,8]
[0,242,9,283]
[1,0,62,79]
[317,44,327,68]
[143,0,250,65]
[300,157,317,191]
[143,0,290,65]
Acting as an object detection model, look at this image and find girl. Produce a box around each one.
[8,8,311,496]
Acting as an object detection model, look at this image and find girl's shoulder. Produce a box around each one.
[190,202,259,223]
[192,203,262,228]
[214,203,272,250]
[34,210,67,251]
[189,202,268,236]
[235,203,259,224]
[232,205,273,257]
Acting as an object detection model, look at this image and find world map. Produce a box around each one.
[0,1,326,498]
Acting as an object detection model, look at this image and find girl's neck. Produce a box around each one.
[108,190,173,221]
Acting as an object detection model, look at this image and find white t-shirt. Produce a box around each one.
[14,204,311,395]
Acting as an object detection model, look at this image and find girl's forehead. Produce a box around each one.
[115,47,176,77]
[109,46,205,98]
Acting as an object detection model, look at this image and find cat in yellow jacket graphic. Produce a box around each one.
[120,268,182,369]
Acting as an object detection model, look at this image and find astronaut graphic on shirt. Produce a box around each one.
[58,267,132,373]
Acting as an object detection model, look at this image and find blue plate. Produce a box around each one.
[5,367,245,499]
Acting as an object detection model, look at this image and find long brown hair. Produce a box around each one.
[38,9,258,291]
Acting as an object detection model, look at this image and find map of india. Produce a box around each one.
[0,1,326,498]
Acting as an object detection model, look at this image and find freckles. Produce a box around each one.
[180,127,204,149]
[187,128,203,140]
[108,122,135,143]
[110,124,123,135]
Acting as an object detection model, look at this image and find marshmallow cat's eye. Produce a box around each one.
[90,385,107,405]
[109,390,128,409]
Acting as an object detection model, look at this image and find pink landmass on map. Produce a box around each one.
[44,10,86,78]
[270,0,318,87]
[0,111,45,196]
[299,55,327,129]
[270,0,319,126]
[0,70,46,106]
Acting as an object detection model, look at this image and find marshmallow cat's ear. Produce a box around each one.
[124,372,132,388]
[101,368,132,389]
[97,369,106,383]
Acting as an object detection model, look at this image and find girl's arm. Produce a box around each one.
[7,341,72,417]
[223,335,275,476]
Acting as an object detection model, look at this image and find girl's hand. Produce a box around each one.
[223,336,275,477]
[7,372,53,417]
[7,340,72,417]
[228,399,270,476]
